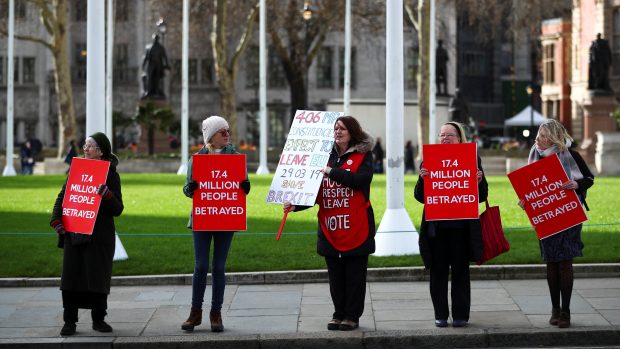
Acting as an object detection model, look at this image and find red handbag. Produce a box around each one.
[477,200,510,265]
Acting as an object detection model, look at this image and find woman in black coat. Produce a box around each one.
[414,122,488,328]
[285,116,375,331]
[519,119,594,328]
[50,132,124,336]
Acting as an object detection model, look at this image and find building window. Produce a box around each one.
[269,109,286,148]
[115,0,128,22]
[245,46,259,89]
[171,59,181,84]
[74,43,87,81]
[614,8,620,75]
[317,47,333,88]
[113,44,132,83]
[15,1,27,19]
[13,57,19,83]
[202,58,214,85]
[74,0,87,22]
[542,44,555,84]
[461,51,487,76]
[338,47,356,89]
[405,46,419,89]
[22,57,35,83]
[189,59,198,84]
[268,48,286,88]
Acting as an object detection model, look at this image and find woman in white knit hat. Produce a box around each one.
[181,116,251,332]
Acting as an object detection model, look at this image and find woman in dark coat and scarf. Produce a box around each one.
[518,119,594,328]
[50,132,124,336]
[414,122,488,328]
[284,115,375,331]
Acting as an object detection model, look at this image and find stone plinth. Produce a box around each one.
[579,93,618,163]
[595,131,620,175]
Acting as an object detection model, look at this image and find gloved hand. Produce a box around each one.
[240,180,251,195]
[53,223,66,235]
[186,180,199,196]
[97,184,112,199]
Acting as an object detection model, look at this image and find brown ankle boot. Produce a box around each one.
[181,308,202,331]
[210,310,224,332]
[549,307,561,326]
[558,310,571,328]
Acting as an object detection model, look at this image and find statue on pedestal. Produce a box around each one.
[436,40,449,96]
[141,34,170,99]
[588,33,613,94]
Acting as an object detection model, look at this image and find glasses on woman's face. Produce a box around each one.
[83,144,99,150]
[438,133,457,139]
[218,129,230,137]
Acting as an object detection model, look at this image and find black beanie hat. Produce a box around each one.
[89,132,112,159]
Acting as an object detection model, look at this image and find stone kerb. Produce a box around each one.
[2,264,619,287]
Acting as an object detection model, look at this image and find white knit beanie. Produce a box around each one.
[202,116,229,144]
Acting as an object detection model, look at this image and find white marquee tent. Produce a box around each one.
[505,106,548,126]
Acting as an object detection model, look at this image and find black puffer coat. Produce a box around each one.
[50,155,124,294]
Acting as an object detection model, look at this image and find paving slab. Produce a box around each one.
[0,268,619,348]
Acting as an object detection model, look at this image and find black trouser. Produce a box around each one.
[325,255,368,323]
[62,291,108,323]
[429,227,471,321]
[62,308,107,323]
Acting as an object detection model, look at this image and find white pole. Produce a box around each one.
[86,0,106,136]
[2,0,16,176]
[256,0,269,174]
[177,0,190,175]
[429,0,437,144]
[105,0,114,146]
[375,0,419,256]
[343,0,351,116]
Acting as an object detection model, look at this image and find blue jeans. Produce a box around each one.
[191,231,234,311]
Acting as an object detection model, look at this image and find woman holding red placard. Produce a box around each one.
[414,122,488,328]
[518,119,594,328]
[50,132,124,336]
[284,115,375,331]
[181,115,251,333]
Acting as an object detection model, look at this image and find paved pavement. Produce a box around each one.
[1,267,620,348]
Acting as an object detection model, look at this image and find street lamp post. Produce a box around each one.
[156,18,167,42]
[526,85,534,144]
[302,2,312,110]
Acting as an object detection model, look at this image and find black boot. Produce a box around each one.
[61,307,78,336]
[60,322,76,336]
[92,309,113,332]
[549,307,561,326]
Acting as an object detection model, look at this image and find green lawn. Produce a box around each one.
[0,174,618,277]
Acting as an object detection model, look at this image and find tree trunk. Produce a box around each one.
[289,74,306,123]
[52,0,77,158]
[416,0,429,162]
[218,72,238,142]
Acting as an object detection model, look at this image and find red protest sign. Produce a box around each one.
[61,158,110,235]
[508,154,587,240]
[422,143,479,220]
[192,154,247,231]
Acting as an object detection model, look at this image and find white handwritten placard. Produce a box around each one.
[266,110,343,206]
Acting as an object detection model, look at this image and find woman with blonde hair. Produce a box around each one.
[519,119,594,328]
